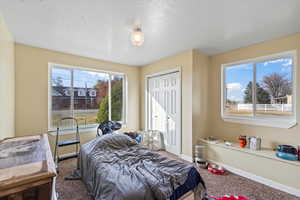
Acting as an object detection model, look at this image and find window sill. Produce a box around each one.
[47,122,127,136]
[48,126,97,136]
[222,116,297,129]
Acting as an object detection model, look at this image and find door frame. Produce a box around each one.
[144,67,182,155]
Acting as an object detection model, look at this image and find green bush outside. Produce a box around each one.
[97,79,123,123]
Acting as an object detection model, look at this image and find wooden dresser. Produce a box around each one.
[0,134,56,200]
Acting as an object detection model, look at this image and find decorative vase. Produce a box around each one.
[239,136,247,148]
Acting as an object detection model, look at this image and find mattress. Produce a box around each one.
[79,134,206,200]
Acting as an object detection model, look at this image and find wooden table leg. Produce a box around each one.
[38,182,52,200]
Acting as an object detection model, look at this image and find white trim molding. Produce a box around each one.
[221,50,297,129]
[144,67,182,156]
[223,116,297,129]
[209,160,300,198]
[48,126,97,136]
[144,67,182,131]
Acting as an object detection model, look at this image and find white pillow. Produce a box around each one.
[140,130,165,151]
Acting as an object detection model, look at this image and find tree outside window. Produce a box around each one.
[224,56,293,117]
[50,65,125,130]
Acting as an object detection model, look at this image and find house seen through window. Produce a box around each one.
[222,51,296,127]
[50,65,126,130]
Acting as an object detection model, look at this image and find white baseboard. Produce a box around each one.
[209,160,300,198]
[180,154,193,162]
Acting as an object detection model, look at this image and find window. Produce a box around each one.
[222,51,296,128]
[49,64,126,131]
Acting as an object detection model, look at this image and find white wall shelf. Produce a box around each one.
[199,138,300,197]
[199,138,300,167]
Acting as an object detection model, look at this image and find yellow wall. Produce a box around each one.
[0,15,15,140]
[11,29,300,192]
[14,45,209,157]
[140,50,194,156]
[13,30,300,161]
[192,50,210,147]
[15,44,140,153]
[208,33,300,148]
[139,50,210,157]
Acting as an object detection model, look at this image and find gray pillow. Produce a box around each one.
[95,133,137,150]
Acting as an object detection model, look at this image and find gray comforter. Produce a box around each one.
[79,134,205,200]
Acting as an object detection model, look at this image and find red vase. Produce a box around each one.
[239,136,247,148]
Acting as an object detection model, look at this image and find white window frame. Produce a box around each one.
[221,50,297,129]
[48,63,127,132]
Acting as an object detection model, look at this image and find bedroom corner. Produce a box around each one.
[0,14,15,140]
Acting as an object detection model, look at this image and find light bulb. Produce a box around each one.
[131,27,144,47]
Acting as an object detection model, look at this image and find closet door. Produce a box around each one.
[148,72,181,155]
[149,76,166,136]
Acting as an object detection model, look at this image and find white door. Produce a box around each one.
[148,72,181,155]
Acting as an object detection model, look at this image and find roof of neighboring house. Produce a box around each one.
[52,86,97,97]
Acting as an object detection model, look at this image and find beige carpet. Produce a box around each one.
[55,151,299,200]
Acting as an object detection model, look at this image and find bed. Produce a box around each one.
[79,133,207,200]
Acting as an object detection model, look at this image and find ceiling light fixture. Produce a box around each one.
[131,27,144,47]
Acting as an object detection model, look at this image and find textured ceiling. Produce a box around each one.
[0,0,299,66]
